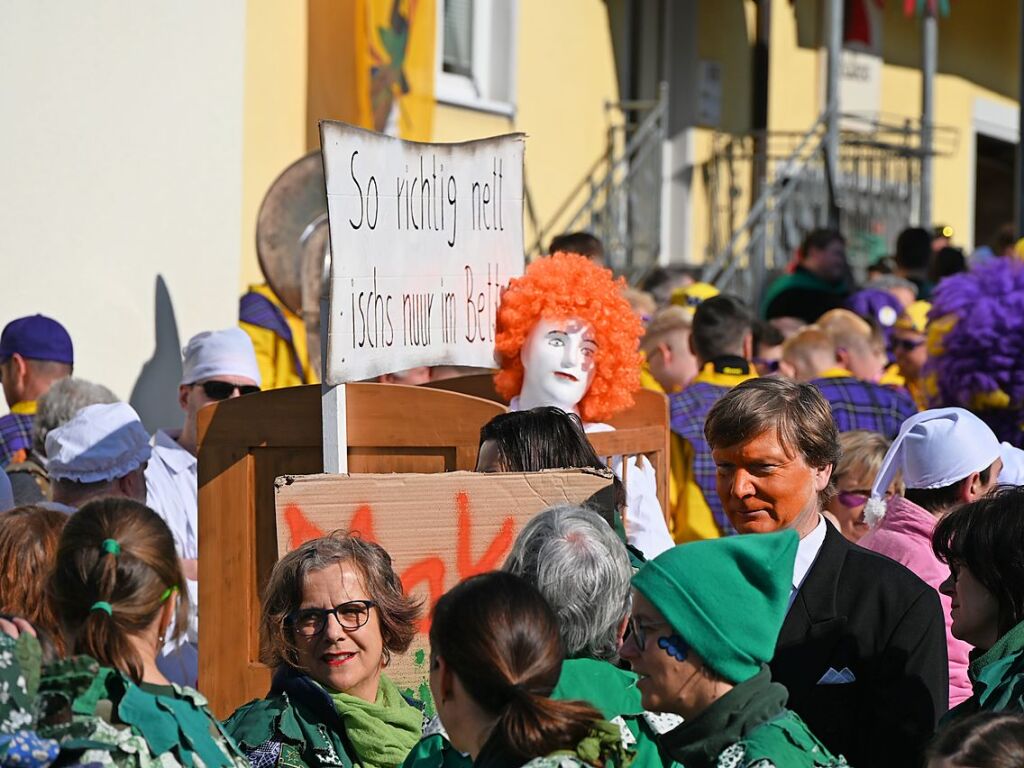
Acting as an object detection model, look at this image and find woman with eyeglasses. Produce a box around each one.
[825,430,901,543]
[226,534,423,768]
[620,531,848,768]
[8,497,248,767]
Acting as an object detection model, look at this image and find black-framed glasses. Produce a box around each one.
[197,380,261,400]
[287,600,377,638]
[753,357,780,373]
[626,616,669,652]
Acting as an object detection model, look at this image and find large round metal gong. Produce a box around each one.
[255,151,330,317]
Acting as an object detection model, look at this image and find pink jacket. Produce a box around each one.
[859,495,972,709]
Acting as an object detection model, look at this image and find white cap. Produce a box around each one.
[181,328,261,387]
[0,470,12,513]
[999,441,1024,486]
[46,402,152,483]
[864,407,1001,527]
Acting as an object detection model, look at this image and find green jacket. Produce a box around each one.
[226,667,357,768]
[0,630,247,768]
[945,618,1024,723]
[402,658,661,768]
[760,267,848,323]
[225,666,424,768]
[658,668,847,768]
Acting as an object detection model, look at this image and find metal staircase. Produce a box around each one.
[531,94,955,302]
[527,86,667,278]
[701,112,957,303]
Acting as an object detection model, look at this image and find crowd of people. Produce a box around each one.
[3,223,1024,768]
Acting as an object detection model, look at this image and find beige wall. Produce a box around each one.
[0,1,247,431]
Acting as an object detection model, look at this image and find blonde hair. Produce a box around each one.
[640,306,692,355]
[621,288,656,320]
[818,309,875,354]
[782,327,836,380]
[836,430,903,495]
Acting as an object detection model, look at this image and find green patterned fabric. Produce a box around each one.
[547,719,633,768]
[471,719,631,768]
[0,632,60,768]
[658,668,847,768]
[327,676,423,768]
[226,688,355,768]
[945,618,1024,724]
[226,667,428,768]
[34,653,248,768]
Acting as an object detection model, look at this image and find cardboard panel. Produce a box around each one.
[273,469,612,706]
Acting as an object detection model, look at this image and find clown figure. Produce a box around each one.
[495,253,674,558]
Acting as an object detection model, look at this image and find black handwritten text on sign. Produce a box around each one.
[321,123,524,384]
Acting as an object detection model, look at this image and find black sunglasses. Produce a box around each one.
[197,380,261,400]
[890,338,925,353]
[286,599,378,638]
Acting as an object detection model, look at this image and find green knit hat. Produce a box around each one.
[632,530,798,684]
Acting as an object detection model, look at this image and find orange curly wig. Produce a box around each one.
[494,252,643,422]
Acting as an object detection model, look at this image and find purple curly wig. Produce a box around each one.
[926,258,1024,446]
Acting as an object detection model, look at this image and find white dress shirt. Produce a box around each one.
[145,428,199,686]
[788,514,828,609]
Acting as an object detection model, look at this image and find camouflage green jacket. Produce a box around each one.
[0,632,247,768]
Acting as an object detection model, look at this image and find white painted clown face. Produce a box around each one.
[518,317,598,414]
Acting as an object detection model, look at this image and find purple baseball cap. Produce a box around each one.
[0,315,74,364]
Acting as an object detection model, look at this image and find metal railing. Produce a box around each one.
[701,112,957,304]
[529,84,667,278]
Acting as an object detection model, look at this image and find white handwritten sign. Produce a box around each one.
[319,122,525,384]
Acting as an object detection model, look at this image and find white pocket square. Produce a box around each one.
[816,666,857,685]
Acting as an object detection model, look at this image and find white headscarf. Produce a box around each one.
[864,407,1001,528]
[46,402,152,483]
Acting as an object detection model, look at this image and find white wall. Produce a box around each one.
[0,1,246,432]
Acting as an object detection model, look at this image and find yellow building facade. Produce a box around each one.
[679,0,1021,266]
[238,0,621,290]
[237,0,1020,287]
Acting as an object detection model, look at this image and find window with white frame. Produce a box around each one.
[435,0,517,115]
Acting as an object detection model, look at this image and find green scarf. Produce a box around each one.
[659,667,788,768]
[328,675,422,768]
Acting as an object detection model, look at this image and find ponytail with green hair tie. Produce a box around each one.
[101,539,121,556]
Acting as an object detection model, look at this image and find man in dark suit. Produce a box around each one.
[704,377,948,768]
